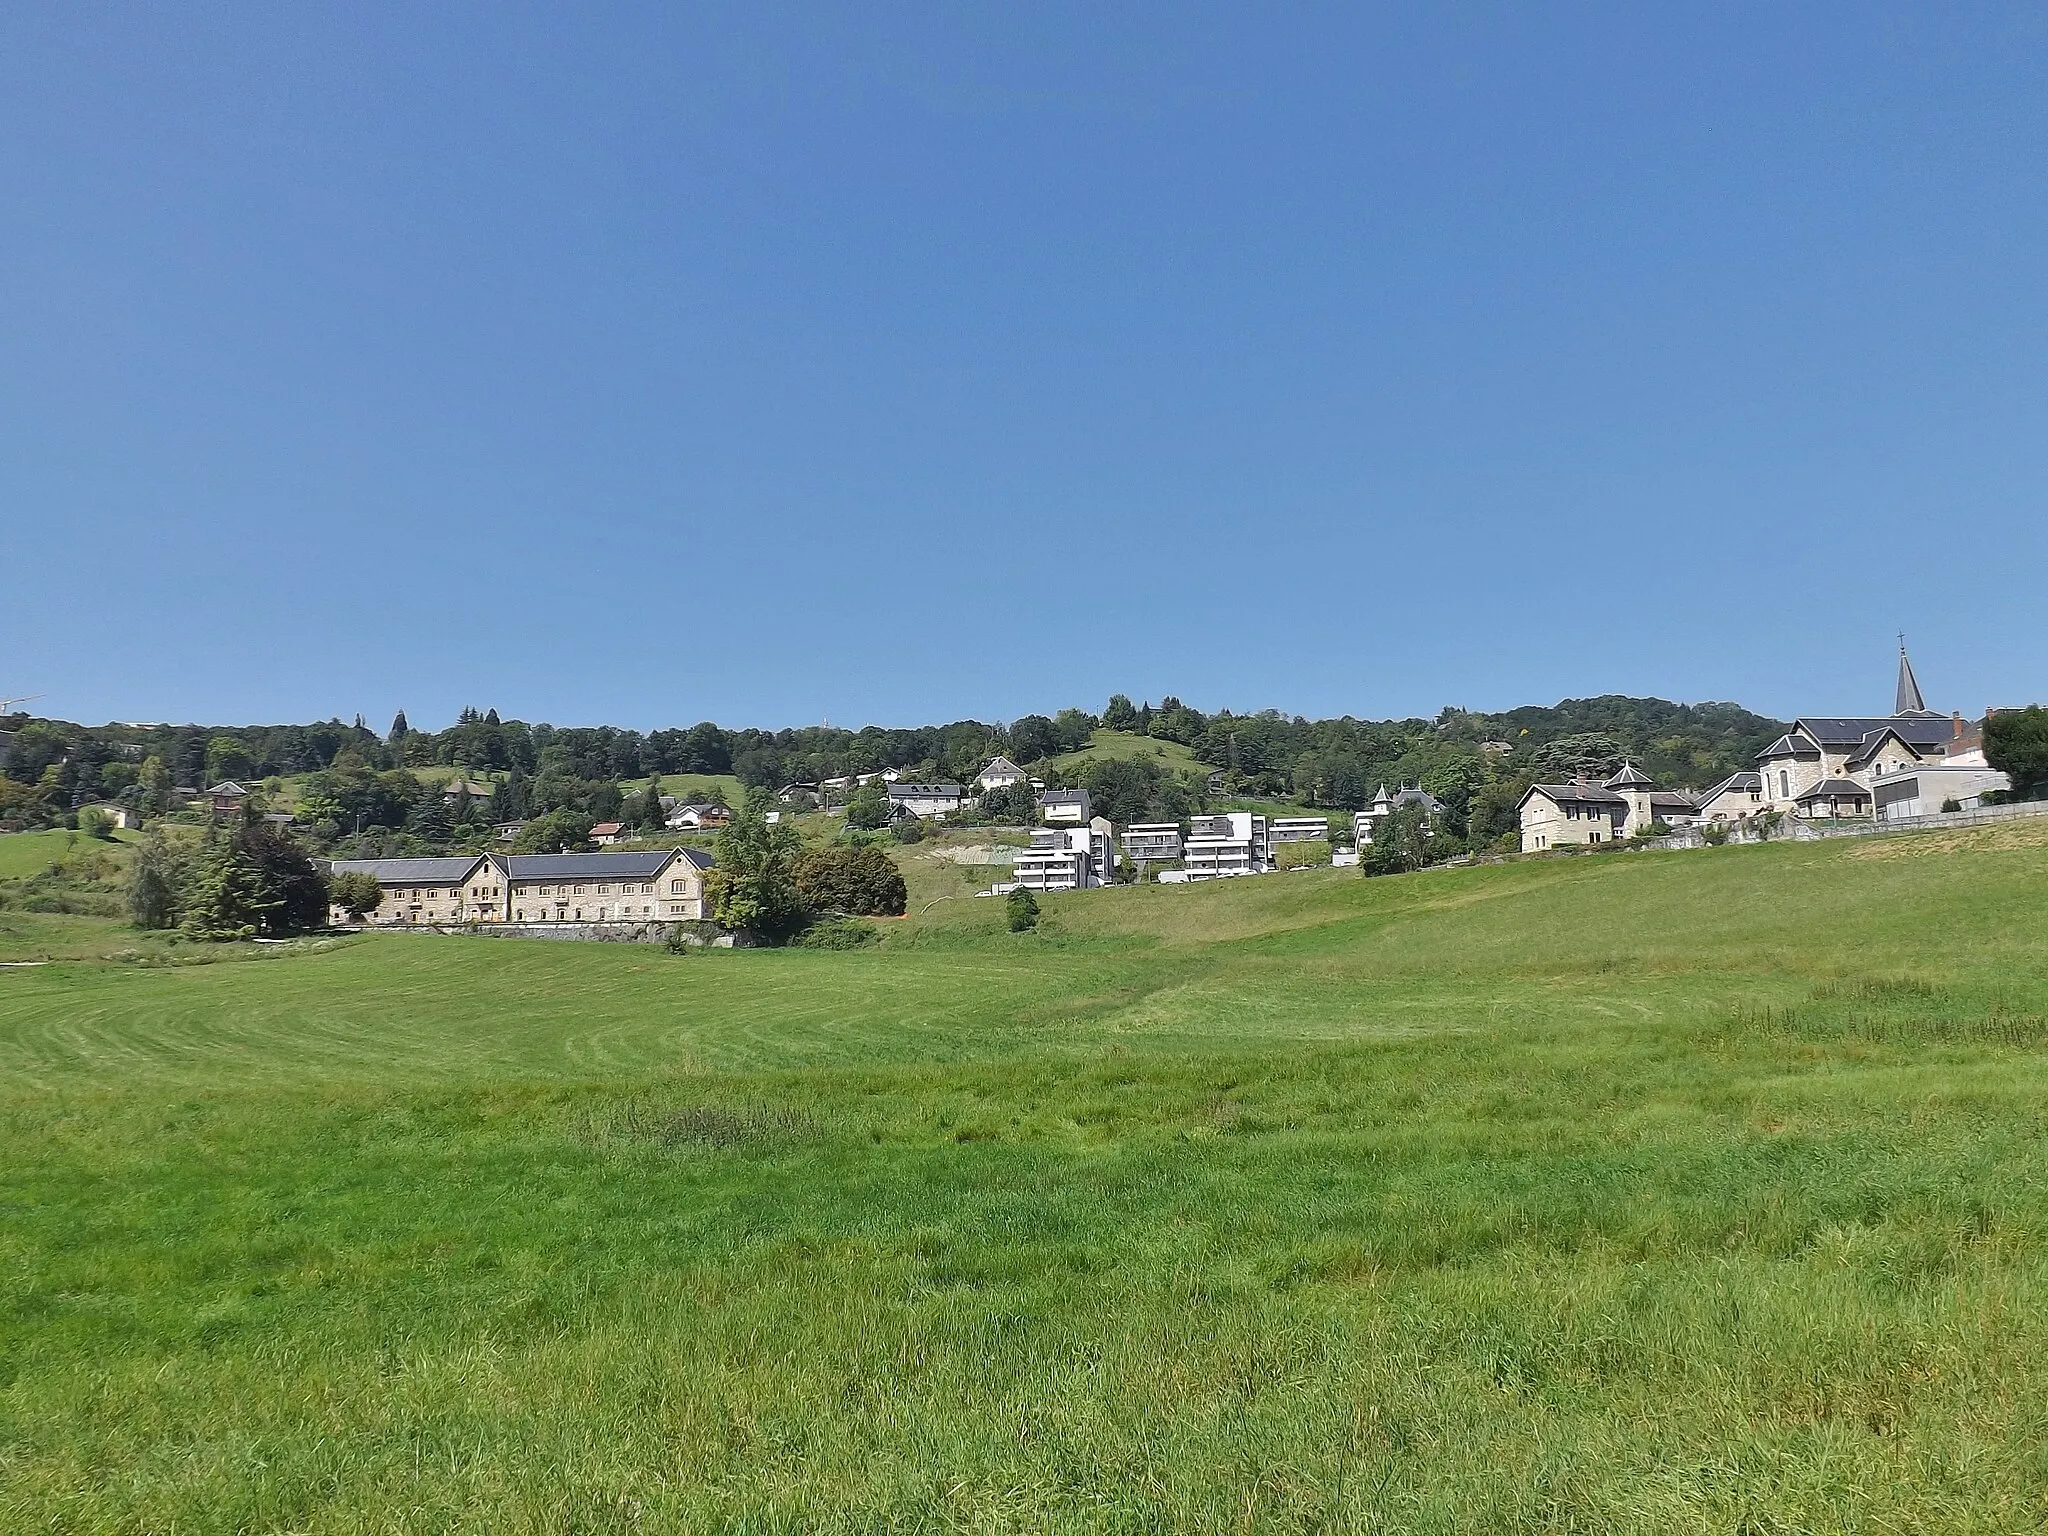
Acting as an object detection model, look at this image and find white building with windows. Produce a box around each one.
[1269,816,1333,846]
[976,756,1026,791]
[1013,817,1116,891]
[329,849,716,926]
[1182,812,1270,879]
[887,783,965,819]
[1038,788,1091,825]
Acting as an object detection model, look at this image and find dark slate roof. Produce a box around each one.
[1795,778,1871,801]
[1520,783,1627,809]
[889,783,963,796]
[1755,733,1822,762]
[500,850,708,880]
[1842,726,1942,771]
[1794,716,1951,749]
[1604,763,1654,790]
[1038,789,1089,804]
[330,856,488,885]
[1699,772,1762,799]
[1390,786,1447,813]
[1648,792,1698,810]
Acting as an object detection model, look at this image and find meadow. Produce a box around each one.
[5,823,2048,1531]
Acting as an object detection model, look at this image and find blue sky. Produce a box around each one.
[4,4,2044,731]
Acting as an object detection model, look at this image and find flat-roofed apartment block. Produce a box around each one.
[328,855,499,926]
[1269,816,1333,846]
[1120,822,1183,866]
[1013,817,1115,891]
[1182,812,1270,879]
[502,849,716,923]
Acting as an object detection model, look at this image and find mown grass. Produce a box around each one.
[5,827,2048,1530]
[1049,728,1217,777]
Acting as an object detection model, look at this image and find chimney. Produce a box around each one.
[1953,711,1964,741]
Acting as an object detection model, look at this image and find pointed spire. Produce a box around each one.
[1895,636,1927,715]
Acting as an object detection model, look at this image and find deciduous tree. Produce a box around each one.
[1985,707,2048,800]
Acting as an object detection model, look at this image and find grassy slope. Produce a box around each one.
[1049,727,1217,776]
[0,828,137,881]
[5,826,2048,1529]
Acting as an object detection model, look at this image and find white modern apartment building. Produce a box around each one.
[1181,812,1270,880]
[1121,822,1183,866]
[1013,817,1116,891]
[1269,816,1333,846]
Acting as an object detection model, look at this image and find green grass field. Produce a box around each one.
[1050,727,1217,777]
[6,822,2048,1530]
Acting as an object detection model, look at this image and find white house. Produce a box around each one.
[1013,817,1116,891]
[888,783,965,819]
[1038,789,1090,825]
[976,756,1026,791]
[1182,812,1270,879]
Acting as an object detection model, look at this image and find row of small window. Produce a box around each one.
[384,878,683,901]
[521,882,656,897]
[512,904,692,919]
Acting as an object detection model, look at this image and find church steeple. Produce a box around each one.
[1895,635,1928,715]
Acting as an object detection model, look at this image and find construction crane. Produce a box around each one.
[0,693,42,714]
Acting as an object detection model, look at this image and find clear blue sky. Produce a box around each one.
[4,4,2044,732]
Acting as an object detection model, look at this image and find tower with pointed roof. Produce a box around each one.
[1603,762,1655,835]
[1895,637,1935,716]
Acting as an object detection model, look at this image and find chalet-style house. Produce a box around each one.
[589,821,628,846]
[329,848,715,927]
[200,781,250,819]
[975,756,1026,791]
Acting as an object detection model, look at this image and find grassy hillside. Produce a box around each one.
[1049,727,1217,776]
[0,827,137,881]
[5,824,2048,1529]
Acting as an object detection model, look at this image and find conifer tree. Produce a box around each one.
[180,835,277,941]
